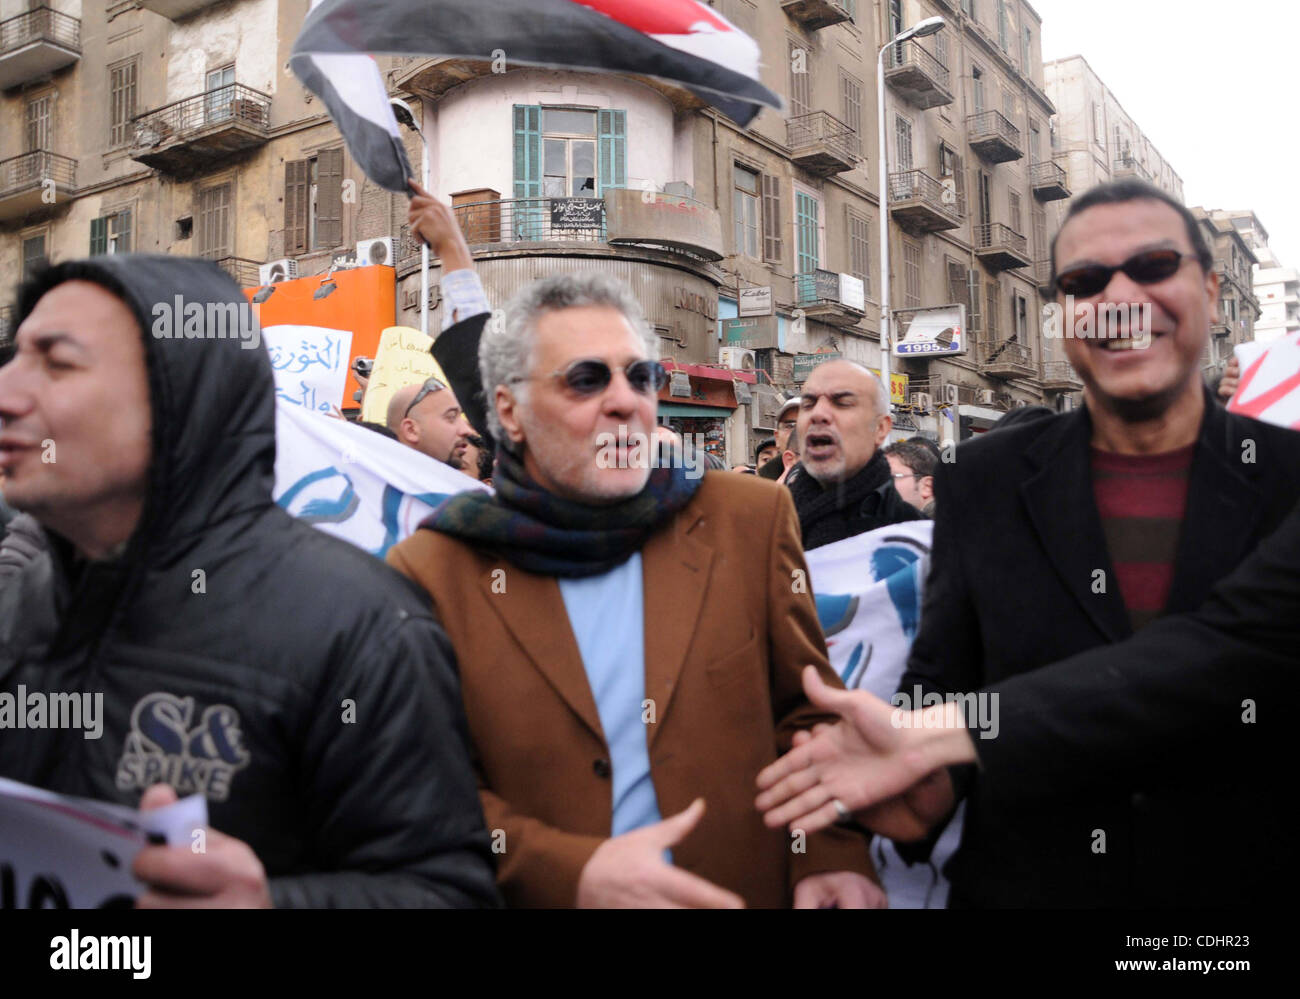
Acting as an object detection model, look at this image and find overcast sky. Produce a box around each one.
[1031,0,1300,269]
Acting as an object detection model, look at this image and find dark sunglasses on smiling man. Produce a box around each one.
[511,358,668,397]
[1054,248,1200,298]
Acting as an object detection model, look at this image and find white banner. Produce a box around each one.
[0,777,205,909]
[1230,332,1300,430]
[805,520,962,909]
[264,324,354,414]
[273,401,488,559]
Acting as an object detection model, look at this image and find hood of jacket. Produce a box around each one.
[15,254,276,566]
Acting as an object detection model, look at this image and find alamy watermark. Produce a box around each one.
[1042,298,1153,348]
[150,296,261,351]
[890,685,999,740]
[596,425,710,479]
[0,686,103,740]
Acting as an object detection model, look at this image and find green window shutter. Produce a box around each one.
[597,109,626,191]
[512,104,542,200]
[89,216,107,256]
[796,192,819,274]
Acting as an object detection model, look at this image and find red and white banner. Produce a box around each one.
[1229,332,1300,430]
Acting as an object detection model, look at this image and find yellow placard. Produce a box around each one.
[360,326,449,426]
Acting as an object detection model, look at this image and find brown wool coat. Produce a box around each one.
[387,472,876,908]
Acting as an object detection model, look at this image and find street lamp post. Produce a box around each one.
[391,98,431,338]
[877,15,945,415]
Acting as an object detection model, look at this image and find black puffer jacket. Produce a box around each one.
[0,255,499,908]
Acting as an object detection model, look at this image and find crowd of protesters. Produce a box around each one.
[0,176,1295,908]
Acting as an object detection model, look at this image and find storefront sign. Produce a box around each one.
[739,286,773,317]
[550,197,605,230]
[722,315,779,349]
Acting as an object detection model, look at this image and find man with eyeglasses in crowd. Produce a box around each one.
[387,375,474,471]
[861,179,1300,907]
[386,271,881,909]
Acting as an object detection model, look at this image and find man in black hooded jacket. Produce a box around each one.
[0,256,499,908]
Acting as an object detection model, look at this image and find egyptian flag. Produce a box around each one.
[291,0,783,191]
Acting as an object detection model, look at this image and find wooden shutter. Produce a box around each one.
[512,104,542,199]
[986,280,1000,339]
[284,159,308,254]
[314,147,344,250]
[597,109,626,191]
[946,259,965,305]
[761,173,782,263]
[967,269,981,335]
[89,216,107,256]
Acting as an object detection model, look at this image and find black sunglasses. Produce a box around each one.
[403,376,449,419]
[1055,248,1199,298]
[514,358,668,397]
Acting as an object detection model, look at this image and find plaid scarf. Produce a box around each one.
[422,445,703,577]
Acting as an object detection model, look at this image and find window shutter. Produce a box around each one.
[597,109,626,191]
[512,104,542,200]
[284,159,308,254]
[967,269,981,335]
[986,280,1000,339]
[89,216,107,256]
[761,173,783,263]
[115,209,132,253]
[315,147,344,250]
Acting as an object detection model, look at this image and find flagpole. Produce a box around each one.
[420,138,430,338]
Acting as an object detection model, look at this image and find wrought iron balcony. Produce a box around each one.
[1033,258,1054,296]
[884,36,953,109]
[967,110,1023,163]
[780,0,852,31]
[787,111,858,177]
[794,269,864,328]
[1112,155,1150,182]
[212,256,262,289]
[1030,160,1070,201]
[0,5,80,89]
[130,83,271,176]
[0,150,76,222]
[889,170,962,232]
[1040,359,1083,392]
[979,338,1036,380]
[974,222,1031,272]
[136,1,224,19]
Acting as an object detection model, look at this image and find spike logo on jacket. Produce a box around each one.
[115,693,250,802]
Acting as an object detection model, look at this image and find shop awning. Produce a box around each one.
[658,403,734,419]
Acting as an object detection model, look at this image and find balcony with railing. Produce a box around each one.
[137,0,224,19]
[1040,359,1083,392]
[212,256,262,288]
[1033,258,1053,296]
[1112,155,1150,182]
[1030,160,1070,201]
[884,36,953,109]
[974,222,1031,272]
[0,5,80,90]
[780,0,852,31]
[397,192,723,265]
[967,110,1022,163]
[130,83,271,175]
[979,338,1036,380]
[0,150,76,222]
[889,170,962,233]
[795,269,864,328]
[787,111,858,177]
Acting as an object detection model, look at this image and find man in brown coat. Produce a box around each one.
[388,272,880,908]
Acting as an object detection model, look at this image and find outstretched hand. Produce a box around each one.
[755,666,967,837]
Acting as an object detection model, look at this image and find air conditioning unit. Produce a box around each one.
[1013,399,1029,409]
[941,383,961,406]
[719,347,756,371]
[258,258,299,285]
[976,389,995,405]
[356,237,394,267]
[909,392,934,412]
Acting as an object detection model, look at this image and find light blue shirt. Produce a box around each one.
[558,552,665,840]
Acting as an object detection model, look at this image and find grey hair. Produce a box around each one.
[479,271,658,444]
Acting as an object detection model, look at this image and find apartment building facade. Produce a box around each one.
[1189,207,1260,377]
[1228,210,1297,346]
[2,0,1075,459]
